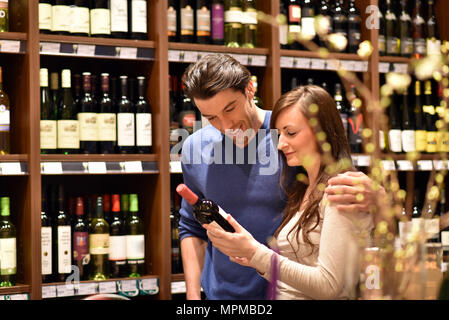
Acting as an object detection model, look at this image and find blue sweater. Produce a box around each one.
[178,111,286,300]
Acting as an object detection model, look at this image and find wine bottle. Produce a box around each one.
[241,0,257,48]
[116,76,135,154]
[135,76,152,154]
[347,0,361,54]
[224,0,242,47]
[378,0,386,56]
[400,87,415,153]
[399,0,413,57]
[279,1,288,49]
[89,196,110,280]
[179,0,194,43]
[78,72,98,154]
[109,194,127,278]
[0,0,7,32]
[54,185,72,282]
[51,0,70,35]
[0,66,10,155]
[334,83,348,135]
[317,0,332,48]
[110,0,128,38]
[388,96,402,153]
[385,0,399,56]
[424,80,437,153]
[39,0,53,34]
[196,0,211,44]
[41,68,57,154]
[91,0,111,38]
[98,73,116,154]
[129,0,148,40]
[178,83,196,135]
[414,80,427,152]
[0,197,16,287]
[176,183,235,232]
[331,0,348,53]
[347,85,363,153]
[286,0,301,50]
[171,193,182,274]
[437,83,449,152]
[126,194,145,277]
[71,0,90,36]
[41,187,53,283]
[426,0,441,56]
[50,72,60,110]
[73,196,89,281]
[57,69,79,154]
[168,0,178,42]
[211,0,225,45]
[412,0,426,59]
[251,75,263,108]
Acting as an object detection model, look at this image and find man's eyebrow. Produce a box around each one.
[202,100,237,118]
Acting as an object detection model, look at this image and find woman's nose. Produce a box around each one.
[277,135,288,151]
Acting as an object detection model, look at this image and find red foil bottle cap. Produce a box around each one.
[112,194,120,212]
[76,197,84,216]
[176,184,198,206]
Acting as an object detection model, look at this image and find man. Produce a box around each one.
[178,53,379,300]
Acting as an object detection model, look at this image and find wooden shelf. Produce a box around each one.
[41,154,157,162]
[40,34,156,48]
[168,42,269,55]
[280,49,364,61]
[379,55,412,64]
[0,154,28,161]
[0,284,30,295]
[0,33,26,54]
[0,32,27,41]
[0,155,29,175]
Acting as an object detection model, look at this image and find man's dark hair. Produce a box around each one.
[183,53,251,100]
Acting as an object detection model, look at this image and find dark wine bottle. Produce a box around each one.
[211,0,225,45]
[426,0,441,56]
[331,0,348,52]
[98,73,116,154]
[91,0,111,38]
[317,0,332,48]
[126,194,145,277]
[89,196,110,280]
[334,83,348,134]
[279,0,288,49]
[347,0,361,54]
[180,0,195,43]
[110,0,128,38]
[78,72,98,154]
[41,186,53,283]
[0,197,16,287]
[424,80,437,153]
[385,0,399,56]
[286,0,301,50]
[54,185,72,282]
[135,76,152,154]
[196,0,211,44]
[178,83,197,135]
[109,194,127,278]
[57,69,80,155]
[388,95,402,153]
[73,196,89,281]
[50,72,60,112]
[39,0,53,34]
[129,0,148,40]
[347,85,363,153]
[378,0,386,56]
[412,0,426,59]
[176,184,235,232]
[400,87,415,153]
[71,0,90,36]
[414,80,427,153]
[116,76,135,154]
[52,0,70,35]
[168,0,178,41]
[40,68,57,154]
[399,0,413,57]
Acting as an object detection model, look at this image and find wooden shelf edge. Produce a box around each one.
[0,32,27,41]
[0,154,28,161]
[280,49,364,61]
[379,55,411,64]
[0,284,31,295]
[41,154,158,162]
[42,274,159,287]
[171,274,185,282]
[39,34,156,49]
[168,42,269,55]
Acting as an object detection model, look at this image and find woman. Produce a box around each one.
[203,85,373,300]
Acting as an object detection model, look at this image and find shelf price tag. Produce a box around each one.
[396,160,414,171]
[357,155,371,167]
[76,44,95,57]
[0,40,21,53]
[183,51,198,63]
[310,58,326,70]
[170,161,182,173]
[57,284,75,297]
[98,281,117,294]
[9,294,30,300]
[88,162,107,174]
[139,278,159,295]
[247,55,266,66]
[433,160,446,171]
[42,162,63,174]
[77,283,98,296]
[379,62,390,73]
[394,63,408,74]
[42,285,57,299]
[171,281,186,294]
[0,162,22,175]
[123,161,143,173]
[118,280,139,297]
[340,60,355,71]
[325,59,340,71]
[119,47,138,59]
[168,50,181,62]
[280,56,294,68]
[40,42,61,54]
[381,160,396,171]
[294,57,311,69]
[417,160,433,171]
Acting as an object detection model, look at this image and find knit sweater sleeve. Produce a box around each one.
[250,201,372,299]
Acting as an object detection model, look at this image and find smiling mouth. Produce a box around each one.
[227,125,243,137]
[284,152,295,157]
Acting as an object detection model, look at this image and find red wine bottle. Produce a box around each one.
[176,184,235,233]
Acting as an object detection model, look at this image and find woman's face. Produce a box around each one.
[275,103,320,168]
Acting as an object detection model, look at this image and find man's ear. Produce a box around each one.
[246,81,255,100]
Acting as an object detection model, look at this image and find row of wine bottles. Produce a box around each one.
[38,0,148,40]
[382,79,448,154]
[40,68,152,155]
[41,186,146,282]
[0,197,16,287]
[168,0,258,48]
[280,0,362,53]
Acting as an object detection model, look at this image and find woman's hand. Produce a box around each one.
[203,214,260,267]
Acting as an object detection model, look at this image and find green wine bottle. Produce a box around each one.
[241,0,257,48]
[89,196,110,280]
[126,194,145,277]
[0,197,16,287]
[224,0,242,47]
[0,0,8,32]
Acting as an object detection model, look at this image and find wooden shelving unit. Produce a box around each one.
[1,0,448,300]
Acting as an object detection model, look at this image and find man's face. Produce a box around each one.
[194,86,258,147]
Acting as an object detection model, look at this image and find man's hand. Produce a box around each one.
[324,171,385,213]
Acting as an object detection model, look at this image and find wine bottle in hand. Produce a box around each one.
[176,184,235,233]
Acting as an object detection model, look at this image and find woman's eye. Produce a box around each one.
[287,132,296,136]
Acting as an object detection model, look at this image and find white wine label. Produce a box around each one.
[57,120,79,149]
[388,129,402,153]
[401,130,416,153]
[441,231,449,247]
[97,113,116,141]
[39,3,52,30]
[301,17,316,38]
[136,113,152,146]
[41,227,52,276]
[109,235,127,261]
[40,120,57,150]
[241,10,257,25]
[425,218,440,238]
[427,39,441,56]
[279,24,288,45]
[168,7,177,33]
[89,233,110,255]
[117,113,135,146]
[90,8,111,35]
[181,6,194,32]
[126,234,145,260]
[0,238,16,275]
[224,8,242,23]
[52,5,71,32]
[197,7,211,32]
[379,130,386,150]
[78,112,98,141]
[0,108,10,126]
[70,7,90,34]
[111,0,128,33]
[132,0,147,33]
[58,226,72,274]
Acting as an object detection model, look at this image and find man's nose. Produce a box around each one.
[221,117,235,132]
